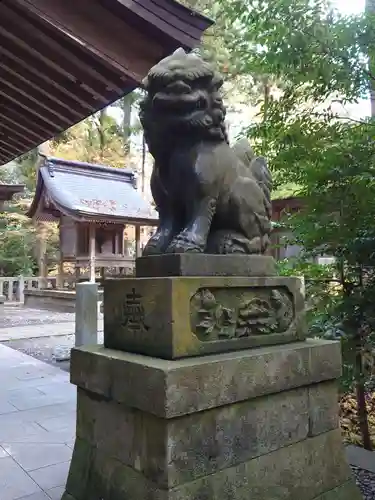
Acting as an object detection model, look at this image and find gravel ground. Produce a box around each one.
[0,306,75,328]
[3,334,75,372]
[352,465,375,499]
[2,329,104,372]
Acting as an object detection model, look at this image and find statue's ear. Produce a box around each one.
[173,47,187,56]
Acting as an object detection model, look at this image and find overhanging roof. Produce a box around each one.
[27,157,159,225]
[0,183,25,202]
[0,0,213,166]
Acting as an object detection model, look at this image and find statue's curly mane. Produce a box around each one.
[139,49,229,144]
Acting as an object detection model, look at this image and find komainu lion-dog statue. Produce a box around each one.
[139,48,272,255]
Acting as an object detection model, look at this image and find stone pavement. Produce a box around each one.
[0,342,76,500]
[347,444,375,473]
[0,305,374,498]
[0,305,103,342]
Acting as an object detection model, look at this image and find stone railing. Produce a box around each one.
[0,276,57,303]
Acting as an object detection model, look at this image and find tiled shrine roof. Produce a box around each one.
[27,156,158,225]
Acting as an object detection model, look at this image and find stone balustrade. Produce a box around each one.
[0,276,57,303]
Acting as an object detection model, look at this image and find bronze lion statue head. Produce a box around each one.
[139,49,228,153]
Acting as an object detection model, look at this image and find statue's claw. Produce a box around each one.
[166,233,204,254]
[142,242,162,256]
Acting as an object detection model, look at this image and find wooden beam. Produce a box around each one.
[0,139,21,156]
[0,57,91,117]
[0,145,14,158]
[0,127,37,150]
[0,44,105,108]
[0,152,8,164]
[0,142,16,157]
[0,88,67,131]
[0,133,35,153]
[0,113,46,142]
[0,3,125,93]
[114,0,200,48]
[135,225,142,258]
[0,72,81,124]
[11,0,165,82]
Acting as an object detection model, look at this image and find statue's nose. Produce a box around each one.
[166,80,192,94]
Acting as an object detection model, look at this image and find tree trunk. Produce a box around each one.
[141,132,146,194]
[98,109,106,160]
[263,79,270,122]
[122,94,133,157]
[35,144,49,280]
[261,78,271,155]
[355,345,372,450]
[366,0,375,117]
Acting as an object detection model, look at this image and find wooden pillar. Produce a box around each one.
[41,252,48,289]
[135,225,141,258]
[75,265,81,286]
[57,219,63,288]
[74,223,80,286]
[35,221,48,286]
[57,258,64,289]
[89,224,96,283]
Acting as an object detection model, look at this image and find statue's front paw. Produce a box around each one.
[166,234,204,254]
[142,236,164,256]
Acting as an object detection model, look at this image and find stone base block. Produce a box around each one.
[135,254,276,277]
[61,340,362,500]
[104,275,306,359]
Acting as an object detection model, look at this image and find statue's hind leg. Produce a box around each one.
[206,229,263,254]
[166,197,217,254]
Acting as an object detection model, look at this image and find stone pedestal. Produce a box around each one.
[104,257,306,359]
[62,340,361,500]
[62,255,362,500]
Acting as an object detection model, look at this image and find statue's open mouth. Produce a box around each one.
[152,90,208,115]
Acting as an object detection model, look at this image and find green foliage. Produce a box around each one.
[211,0,375,447]
[0,205,37,276]
[14,149,39,193]
[223,0,370,98]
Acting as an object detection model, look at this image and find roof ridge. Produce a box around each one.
[44,156,135,177]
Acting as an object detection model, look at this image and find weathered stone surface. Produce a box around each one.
[61,494,75,500]
[312,480,363,499]
[139,50,272,257]
[76,389,166,485]
[76,386,309,488]
[136,254,276,277]
[104,275,306,359]
[75,282,98,347]
[308,381,339,436]
[166,387,309,487]
[170,430,352,500]
[70,339,342,418]
[64,339,357,500]
[65,438,93,500]
[62,430,356,500]
[309,340,343,382]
